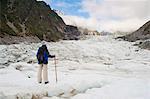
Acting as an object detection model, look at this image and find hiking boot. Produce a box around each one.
[45,81,49,84]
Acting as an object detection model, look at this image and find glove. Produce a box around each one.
[49,55,55,58]
[52,55,55,58]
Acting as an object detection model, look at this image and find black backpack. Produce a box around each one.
[37,47,44,63]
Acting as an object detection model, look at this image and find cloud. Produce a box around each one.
[60,15,100,31]
[62,0,149,32]
[99,18,148,32]
[82,0,150,20]
[80,0,150,32]
[38,0,150,32]
[60,14,148,32]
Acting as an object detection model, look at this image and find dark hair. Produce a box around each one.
[41,45,49,55]
[42,45,47,50]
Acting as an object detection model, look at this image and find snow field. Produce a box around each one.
[0,35,150,99]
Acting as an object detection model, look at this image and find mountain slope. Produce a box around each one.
[0,0,81,44]
[121,21,150,42]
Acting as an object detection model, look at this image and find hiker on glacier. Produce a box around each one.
[36,41,55,84]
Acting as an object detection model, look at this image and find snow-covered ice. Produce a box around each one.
[0,35,150,99]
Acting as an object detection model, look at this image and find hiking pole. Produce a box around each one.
[54,57,58,83]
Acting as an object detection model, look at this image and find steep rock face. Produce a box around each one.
[122,21,150,42]
[0,0,81,44]
[117,21,150,50]
[139,40,150,50]
[64,25,81,40]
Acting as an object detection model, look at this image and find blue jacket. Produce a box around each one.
[36,45,55,64]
